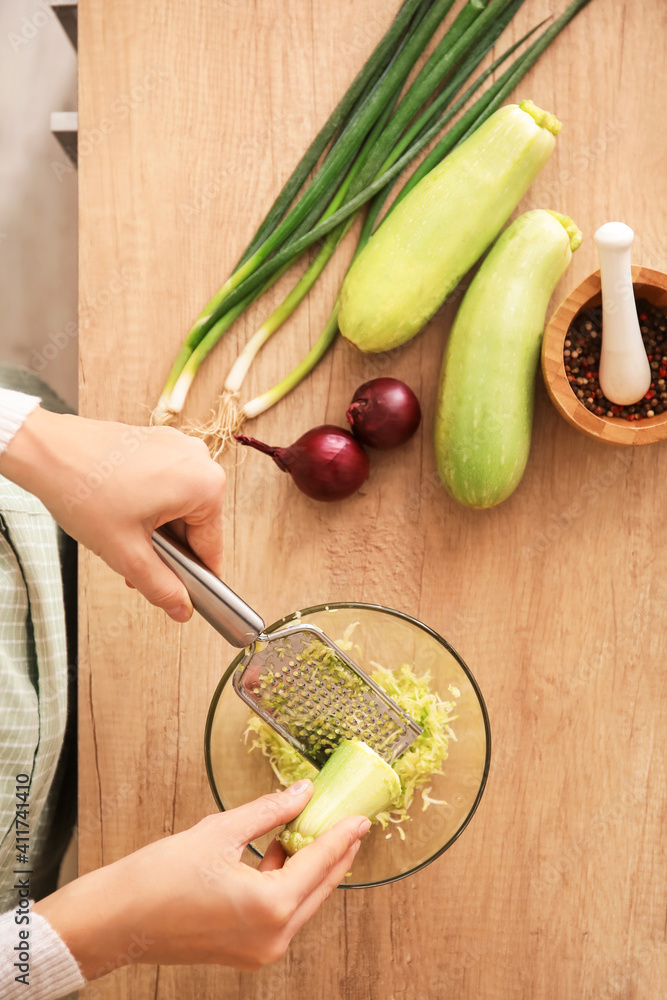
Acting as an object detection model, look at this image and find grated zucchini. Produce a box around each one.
[244,628,458,849]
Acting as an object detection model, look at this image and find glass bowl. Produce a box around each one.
[204,603,491,888]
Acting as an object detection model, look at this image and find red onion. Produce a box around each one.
[235,426,369,502]
[346,377,421,450]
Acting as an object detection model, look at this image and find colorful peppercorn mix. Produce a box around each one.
[564,298,667,420]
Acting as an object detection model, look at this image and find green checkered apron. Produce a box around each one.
[0,481,70,910]
[0,367,76,912]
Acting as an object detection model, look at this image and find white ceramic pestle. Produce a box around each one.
[594,222,651,405]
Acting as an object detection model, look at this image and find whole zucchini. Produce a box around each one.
[434,209,581,508]
[339,100,561,353]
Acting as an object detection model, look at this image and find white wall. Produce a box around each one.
[0,2,78,409]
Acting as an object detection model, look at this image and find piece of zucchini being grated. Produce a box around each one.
[279,739,401,855]
[244,636,458,849]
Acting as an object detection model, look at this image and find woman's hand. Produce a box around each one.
[0,407,225,621]
[34,781,371,978]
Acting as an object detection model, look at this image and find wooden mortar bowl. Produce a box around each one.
[542,265,667,446]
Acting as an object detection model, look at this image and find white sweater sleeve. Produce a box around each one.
[0,906,86,999]
[0,388,41,455]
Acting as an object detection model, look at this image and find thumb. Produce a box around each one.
[122,536,194,622]
[224,780,314,849]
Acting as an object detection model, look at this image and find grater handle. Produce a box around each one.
[152,527,265,647]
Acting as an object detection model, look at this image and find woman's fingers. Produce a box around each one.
[119,535,193,622]
[277,816,370,905]
[258,837,287,873]
[180,460,226,577]
[223,781,314,851]
[284,840,361,938]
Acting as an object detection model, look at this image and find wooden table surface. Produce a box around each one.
[78,1,667,997]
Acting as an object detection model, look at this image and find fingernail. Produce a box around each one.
[287,779,312,795]
[171,604,192,623]
[358,819,372,837]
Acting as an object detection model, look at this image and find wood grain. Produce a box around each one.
[78,1,667,997]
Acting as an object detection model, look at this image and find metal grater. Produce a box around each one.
[153,527,421,767]
[232,623,421,766]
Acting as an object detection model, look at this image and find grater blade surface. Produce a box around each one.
[232,623,422,768]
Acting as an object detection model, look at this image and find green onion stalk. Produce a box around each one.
[221,0,593,440]
[180,0,535,448]
[156,0,523,427]
[194,2,564,451]
[193,0,590,329]
[153,0,450,424]
[159,0,593,444]
[192,0,497,452]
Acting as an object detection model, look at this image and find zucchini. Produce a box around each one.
[434,209,581,508]
[338,100,561,353]
[279,739,400,855]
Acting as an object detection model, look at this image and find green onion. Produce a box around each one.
[195,7,438,448]
[360,0,544,239]
[216,28,566,430]
[225,0,528,396]
[236,0,591,306]
[243,305,341,422]
[397,0,593,202]
[160,0,593,434]
[154,0,450,422]
[209,35,412,400]
[229,0,592,429]
[158,0,525,424]
[181,0,525,347]
[237,0,422,266]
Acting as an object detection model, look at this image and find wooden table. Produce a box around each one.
[78,1,667,996]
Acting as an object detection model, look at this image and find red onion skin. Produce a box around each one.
[235,426,369,502]
[346,377,421,450]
